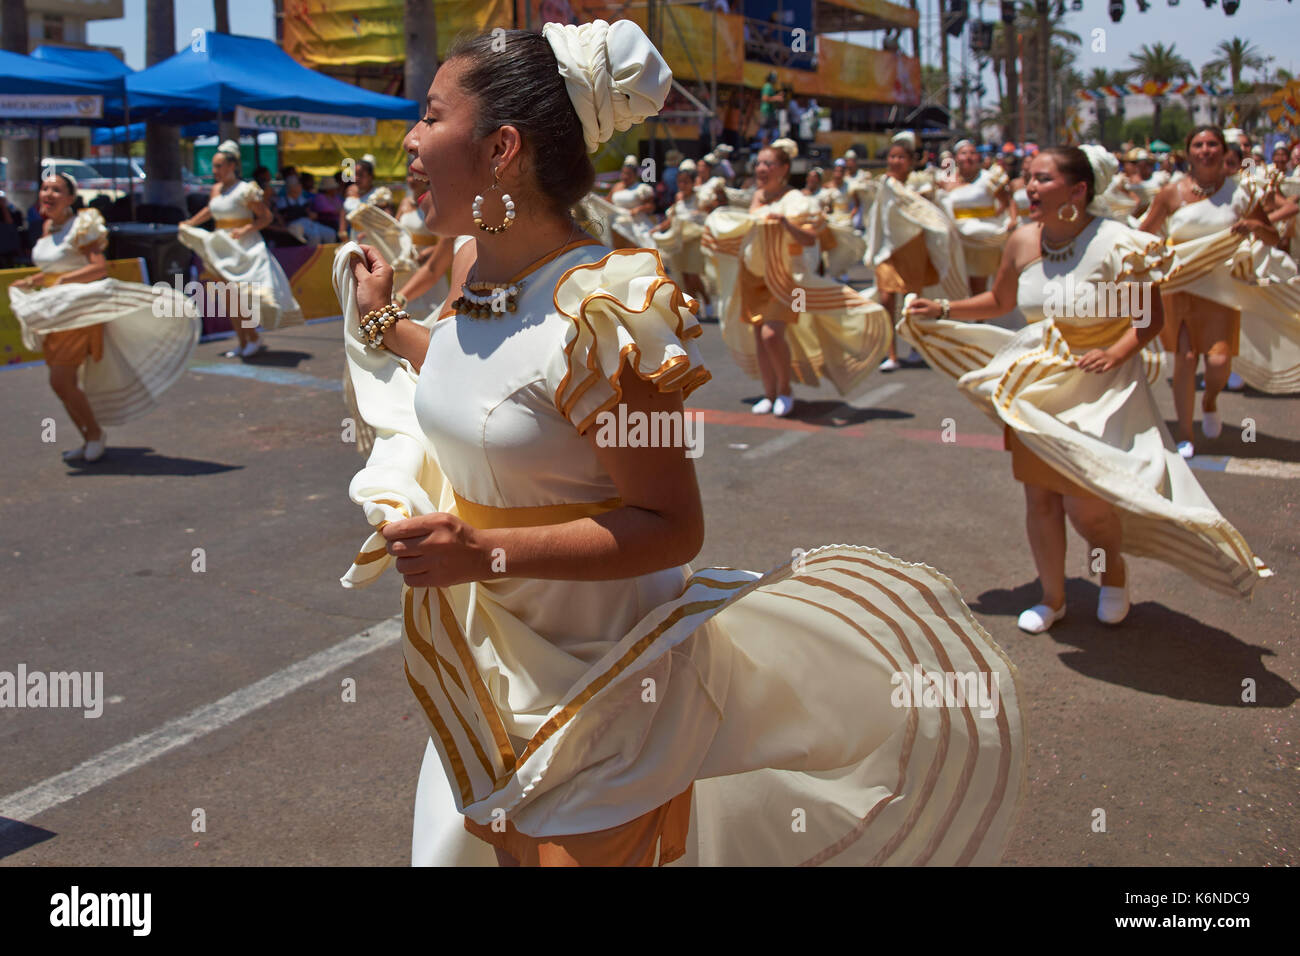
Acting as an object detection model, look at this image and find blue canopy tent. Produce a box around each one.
[124,32,418,126]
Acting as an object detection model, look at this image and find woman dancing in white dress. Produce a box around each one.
[1140,126,1300,455]
[179,140,304,357]
[903,145,1270,633]
[939,140,1016,295]
[337,19,1024,867]
[9,173,196,462]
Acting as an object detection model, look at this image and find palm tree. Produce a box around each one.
[145,0,185,208]
[404,0,438,107]
[1127,43,1194,142]
[1207,37,1267,91]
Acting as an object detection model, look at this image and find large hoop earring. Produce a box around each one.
[1058,201,1080,223]
[472,167,515,234]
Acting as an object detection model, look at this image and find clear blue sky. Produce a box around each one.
[89,0,1294,82]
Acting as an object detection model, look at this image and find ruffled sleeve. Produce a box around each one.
[69,208,108,253]
[546,249,712,434]
[367,186,394,208]
[1103,224,1175,285]
[634,183,654,203]
[240,181,265,205]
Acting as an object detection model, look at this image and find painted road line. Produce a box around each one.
[0,618,402,823]
[189,362,342,391]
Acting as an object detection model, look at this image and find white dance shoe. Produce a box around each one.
[1097,585,1130,625]
[64,433,106,463]
[240,338,267,358]
[772,394,794,418]
[1201,410,1222,439]
[751,397,774,415]
[221,346,242,358]
[1017,603,1066,634]
[1177,440,1195,459]
[1225,371,1244,391]
[879,357,901,372]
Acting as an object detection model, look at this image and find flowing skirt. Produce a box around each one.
[897,310,1271,597]
[9,278,198,425]
[178,223,304,331]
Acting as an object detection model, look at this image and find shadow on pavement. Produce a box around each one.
[1168,419,1300,463]
[746,396,914,426]
[0,818,56,860]
[64,448,243,478]
[240,349,313,369]
[973,577,1298,707]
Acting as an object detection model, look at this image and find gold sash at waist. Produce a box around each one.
[216,217,253,229]
[411,233,439,248]
[452,490,623,530]
[954,205,998,220]
[1036,316,1134,351]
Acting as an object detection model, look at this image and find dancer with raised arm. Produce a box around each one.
[336,20,1023,868]
[902,144,1270,634]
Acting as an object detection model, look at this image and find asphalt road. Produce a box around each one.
[0,300,1296,866]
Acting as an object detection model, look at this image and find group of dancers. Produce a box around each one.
[9,16,1293,866]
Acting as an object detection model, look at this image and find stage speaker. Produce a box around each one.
[108,223,192,286]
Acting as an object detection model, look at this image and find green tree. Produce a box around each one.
[1128,43,1195,142]
[1206,37,1268,90]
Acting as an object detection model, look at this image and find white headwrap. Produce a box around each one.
[1079,143,1118,214]
[216,139,241,160]
[623,154,638,167]
[770,138,798,161]
[952,139,974,153]
[892,130,918,153]
[678,158,697,174]
[543,19,673,154]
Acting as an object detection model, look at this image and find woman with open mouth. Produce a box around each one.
[938,139,1017,296]
[334,20,1024,868]
[9,172,197,463]
[904,143,1270,634]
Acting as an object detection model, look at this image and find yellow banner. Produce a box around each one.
[816,37,920,105]
[626,5,745,86]
[282,0,513,66]
[1,259,146,365]
[281,119,413,181]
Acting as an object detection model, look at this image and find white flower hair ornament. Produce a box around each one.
[1079,143,1117,215]
[891,131,918,153]
[543,19,673,155]
[770,138,798,161]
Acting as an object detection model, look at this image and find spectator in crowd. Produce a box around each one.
[759,72,783,147]
[273,167,313,233]
[252,165,273,195]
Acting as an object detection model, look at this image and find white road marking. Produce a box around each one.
[0,617,402,823]
[742,381,907,461]
[1223,458,1300,480]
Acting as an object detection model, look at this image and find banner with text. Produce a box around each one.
[234,106,377,137]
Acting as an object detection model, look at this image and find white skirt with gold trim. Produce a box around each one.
[1159,227,1300,394]
[897,309,1271,597]
[9,278,198,425]
[704,207,892,395]
[333,243,1027,866]
[178,223,304,331]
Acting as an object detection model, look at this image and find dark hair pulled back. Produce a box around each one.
[445,29,596,218]
[1040,146,1095,205]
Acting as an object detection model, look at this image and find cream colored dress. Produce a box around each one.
[650,191,706,279]
[9,208,198,424]
[939,167,1011,278]
[898,216,1271,597]
[1159,179,1300,393]
[863,176,970,301]
[704,188,892,394]
[178,180,304,330]
[608,183,658,248]
[815,182,868,276]
[333,238,1026,866]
